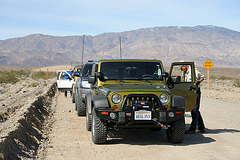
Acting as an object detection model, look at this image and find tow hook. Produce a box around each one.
[152,118,170,129]
[113,125,119,131]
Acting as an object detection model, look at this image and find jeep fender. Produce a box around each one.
[171,95,186,108]
[92,95,109,109]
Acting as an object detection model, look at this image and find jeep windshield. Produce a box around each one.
[82,63,93,78]
[100,62,163,81]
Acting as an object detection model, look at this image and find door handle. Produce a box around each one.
[188,86,198,91]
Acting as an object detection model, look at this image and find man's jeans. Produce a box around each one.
[190,90,205,130]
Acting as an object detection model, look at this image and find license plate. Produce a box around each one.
[134,111,151,120]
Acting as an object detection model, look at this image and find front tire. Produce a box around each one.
[72,92,75,103]
[166,117,185,143]
[92,108,107,144]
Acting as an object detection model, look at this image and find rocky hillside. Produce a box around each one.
[0,25,240,67]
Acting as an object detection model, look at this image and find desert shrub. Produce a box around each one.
[31,71,56,80]
[0,70,30,84]
[0,71,19,84]
[28,82,39,87]
[210,75,234,80]
[233,79,240,87]
[218,75,234,80]
[210,75,217,80]
[48,72,56,79]
[13,70,30,79]
[31,71,46,80]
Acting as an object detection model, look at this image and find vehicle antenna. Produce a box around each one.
[102,51,104,59]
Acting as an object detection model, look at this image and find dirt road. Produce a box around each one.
[42,91,240,160]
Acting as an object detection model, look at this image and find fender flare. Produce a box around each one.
[92,95,109,108]
[171,95,186,108]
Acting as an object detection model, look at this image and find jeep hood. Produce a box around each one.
[98,83,170,95]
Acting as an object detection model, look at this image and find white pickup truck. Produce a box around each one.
[56,70,74,91]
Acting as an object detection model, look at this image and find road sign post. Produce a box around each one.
[203,59,214,90]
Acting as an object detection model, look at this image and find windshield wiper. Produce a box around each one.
[105,79,126,83]
[135,79,152,84]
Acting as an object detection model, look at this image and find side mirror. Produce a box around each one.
[167,76,181,89]
[74,71,80,77]
[162,72,169,77]
[96,72,104,81]
[88,76,96,84]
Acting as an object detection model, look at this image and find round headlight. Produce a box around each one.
[160,94,169,104]
[112,94,121,104]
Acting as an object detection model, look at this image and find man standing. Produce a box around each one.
[181,65,206,134]
[64,69,73,80]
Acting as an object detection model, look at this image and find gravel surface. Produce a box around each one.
[41,90,240,160]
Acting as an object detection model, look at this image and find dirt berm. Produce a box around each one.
[0,82,57,160]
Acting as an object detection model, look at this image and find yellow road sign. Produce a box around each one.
[203,59,214,70]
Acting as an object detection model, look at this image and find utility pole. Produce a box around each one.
[119,36,122,59]
[82,35,85,65]
[102,51,104,59]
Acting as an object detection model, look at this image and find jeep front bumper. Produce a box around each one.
[94,107,185,128]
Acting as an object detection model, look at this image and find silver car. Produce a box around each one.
[74,61,94,116]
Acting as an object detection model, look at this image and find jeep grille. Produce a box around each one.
[120,94,164,111]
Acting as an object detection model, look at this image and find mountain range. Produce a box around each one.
[0,25,240,67]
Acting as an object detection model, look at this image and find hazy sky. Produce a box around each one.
[0,0,240,40]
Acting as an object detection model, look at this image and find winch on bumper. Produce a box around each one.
[93,94,185,128]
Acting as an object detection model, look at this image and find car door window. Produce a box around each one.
[171,65,193,83]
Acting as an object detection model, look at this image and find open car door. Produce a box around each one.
[56,70,74,91]
[169,62,197,112]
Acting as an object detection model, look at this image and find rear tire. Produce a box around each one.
[72,92,75,103]
[86,99,92,131]
[92,108,107,144]
[166,117,185,143]
[76,95,86,116]
[75,91,78,111]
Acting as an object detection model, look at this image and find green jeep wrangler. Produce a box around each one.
[86,59,197,144]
